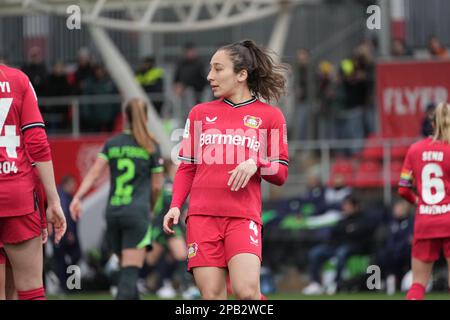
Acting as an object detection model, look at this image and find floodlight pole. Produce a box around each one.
[88,26,173,157]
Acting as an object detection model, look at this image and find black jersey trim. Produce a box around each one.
[271,159,289,167]
[178,155,198,163]
[21,122,45,132]
[223,96,257,108]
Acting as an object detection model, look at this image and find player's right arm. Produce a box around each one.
[70,156,108,221]
[164,110,199,234]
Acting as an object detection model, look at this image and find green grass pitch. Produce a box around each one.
[48,292,449,300]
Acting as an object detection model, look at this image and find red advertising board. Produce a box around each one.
[49,134,111,186]
[377,60,450,138]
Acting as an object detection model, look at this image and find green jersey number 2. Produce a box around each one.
[110,158,135,206]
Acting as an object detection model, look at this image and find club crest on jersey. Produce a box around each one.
[205,116,217,124]
[187,242,198,259]
[243,115,262,129]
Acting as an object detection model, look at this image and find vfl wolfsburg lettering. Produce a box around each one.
[199,133,261,152]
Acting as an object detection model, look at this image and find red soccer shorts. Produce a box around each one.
[186,215,262,271]
[0,210,41,245]
[412,237,450,262]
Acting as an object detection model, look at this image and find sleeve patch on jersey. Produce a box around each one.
[400,170,412,181]
[399,170,413,187]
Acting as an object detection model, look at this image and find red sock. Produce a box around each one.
[406,283,425,300]
[260,293,267,300]
[18,287,46,300]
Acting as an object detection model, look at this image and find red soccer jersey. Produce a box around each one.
[0,65,46,217]
[399,137,450,239]
[175,97,289,224]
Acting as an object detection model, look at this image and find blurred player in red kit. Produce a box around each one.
[163,40,289,300]
[399,102,450,300]
[0,63,66,300]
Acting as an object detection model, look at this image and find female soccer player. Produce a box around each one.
[398,102,450,300]
[0,63,67,300]
[163,39,289,300]
[70,98,164,300]
[0,165,48,300]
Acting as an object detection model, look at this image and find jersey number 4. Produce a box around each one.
[0,98,20,158]
[422,163,445,205]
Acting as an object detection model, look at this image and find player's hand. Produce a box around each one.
[70,197,82,221]
[227,159,258,191]
[163,207,181,235]
[46,202,67,245]
[41,228,48,244]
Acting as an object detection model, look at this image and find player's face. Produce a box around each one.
[207,50,246,99]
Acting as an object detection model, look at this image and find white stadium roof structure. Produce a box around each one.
[1,0,307,156]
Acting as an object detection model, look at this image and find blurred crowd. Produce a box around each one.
[0,42,208,135]
[292,36,449,144]
[0,35,447,140]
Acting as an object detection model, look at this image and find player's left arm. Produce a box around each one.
[397,149,418,205]
[259,108,289,186]
[21,75,66,243]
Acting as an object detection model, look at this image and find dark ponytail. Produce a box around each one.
[219,39,288,102]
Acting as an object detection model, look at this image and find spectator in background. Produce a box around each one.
[294,49,311,140]
[22,46,47,96]
[428,36,449,59]
[81,65,120,132]
[73,48,95,94]
[392,39,412,57]
[305,172,326,205]
[46,62,72,96]
[53,175,81,293]
[174,43,207,119]
[316,60,335,140]
[44,62,73,133]
[352,43,375,137]
[0,53,7,64]
[422,102,436,137]
[135,56,165,116]
[333,43,373,154]
[302,195,374,295]
[324,174,352,211]
[373,199,413,294]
